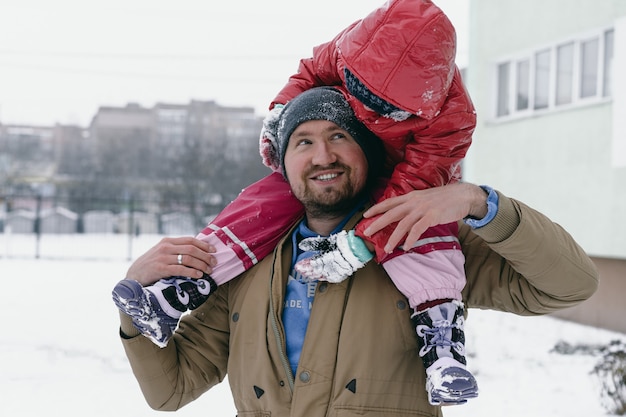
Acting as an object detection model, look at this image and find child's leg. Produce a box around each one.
[381,233,465,308]
[196,172,303,284]
[410,299,477,405]
[112,172,304,346]
[112,275,217,347]
[381,223,478,405]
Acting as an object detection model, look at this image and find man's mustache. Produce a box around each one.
[303,163,349,178]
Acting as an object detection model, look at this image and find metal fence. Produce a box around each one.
[0,194,219,260]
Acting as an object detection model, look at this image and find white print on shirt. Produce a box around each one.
[284,299,314,309]
[285,274,317,310]
[306,281,317,298]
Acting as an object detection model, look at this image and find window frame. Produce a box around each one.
[492,26,614,121]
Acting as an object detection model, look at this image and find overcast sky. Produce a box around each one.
[0,0,469,126]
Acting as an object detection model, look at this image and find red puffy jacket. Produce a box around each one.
[271,0,476,259]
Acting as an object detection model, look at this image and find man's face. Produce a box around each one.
[284,120,368,218]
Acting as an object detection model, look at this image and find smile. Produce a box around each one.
[314,173,339,181]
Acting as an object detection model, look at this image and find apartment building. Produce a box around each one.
[464,0,626,331]
[0,100,265,229]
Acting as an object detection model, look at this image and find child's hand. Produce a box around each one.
[295,230,373,282]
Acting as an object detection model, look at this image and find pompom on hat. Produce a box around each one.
[275,87,384,180]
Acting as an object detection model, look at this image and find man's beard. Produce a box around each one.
[295,165,365,220]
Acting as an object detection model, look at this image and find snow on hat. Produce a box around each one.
[276,86,384,180]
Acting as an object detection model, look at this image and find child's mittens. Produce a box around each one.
[259,104,285,172]
[295,230,374,283]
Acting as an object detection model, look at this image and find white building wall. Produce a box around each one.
[465,0,626,258]
[613,16,626,167]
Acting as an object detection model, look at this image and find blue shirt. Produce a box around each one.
[282,206,359,377]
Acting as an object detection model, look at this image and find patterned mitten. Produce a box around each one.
[295,230,374,282]
[259,104,284,172]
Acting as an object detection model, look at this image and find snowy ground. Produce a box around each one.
[0,233,622,416]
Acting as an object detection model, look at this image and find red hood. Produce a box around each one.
[336,0,456,120]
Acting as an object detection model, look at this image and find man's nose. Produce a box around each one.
[312,142,337,166]
[311,142,337,165]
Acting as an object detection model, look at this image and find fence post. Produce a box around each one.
[127,197,135,261]
[34,193,42,259]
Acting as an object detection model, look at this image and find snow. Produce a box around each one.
[0,233,622,416]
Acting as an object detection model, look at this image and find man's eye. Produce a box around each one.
[331,133,346,141]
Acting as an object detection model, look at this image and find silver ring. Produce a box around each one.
[177,254,183,265]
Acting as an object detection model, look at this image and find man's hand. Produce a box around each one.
[125,237,217,286]
[363,183,489,252]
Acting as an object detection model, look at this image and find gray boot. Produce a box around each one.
[411,300,478,405]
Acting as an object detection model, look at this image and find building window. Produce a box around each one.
[516,59,530,110]
[494,26,613,119]
[603,29,614,97]
[580,38,599,98]
[496,62,510,117]
[556,42,574,105]
[534,49,551,110]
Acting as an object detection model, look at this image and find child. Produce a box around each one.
[112,0,477,406]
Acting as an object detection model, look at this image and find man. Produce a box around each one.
[117,88,598,416]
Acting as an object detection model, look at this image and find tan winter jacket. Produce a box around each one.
[120,191,598,417]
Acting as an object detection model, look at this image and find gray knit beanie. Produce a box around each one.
[276,87,384,180]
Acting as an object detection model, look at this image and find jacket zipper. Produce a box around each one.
[268,251,295,392]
